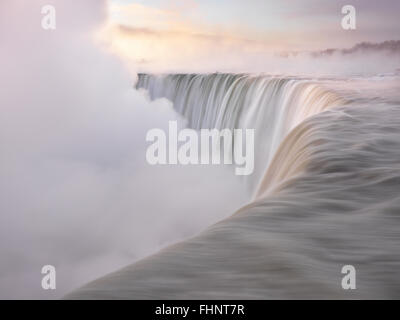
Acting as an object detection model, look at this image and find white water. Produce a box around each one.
[136,74,345,194]
[66,74,400,299]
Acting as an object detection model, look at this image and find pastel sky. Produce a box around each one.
[103,0,400,72]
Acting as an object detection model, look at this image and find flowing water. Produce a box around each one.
[66,74,400,299]
[135,74,346,193]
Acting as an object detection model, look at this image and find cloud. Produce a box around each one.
[107,1,200,34]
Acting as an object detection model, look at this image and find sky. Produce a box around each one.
[103,0,400,72]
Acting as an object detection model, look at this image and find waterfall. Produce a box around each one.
[66,74,400,299]
[136,73,345,194]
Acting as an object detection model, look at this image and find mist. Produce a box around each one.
[105,24,400,76]
[0,0,247,299]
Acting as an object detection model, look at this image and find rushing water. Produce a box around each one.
[66,74,400,299]
[135,74,346,193]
